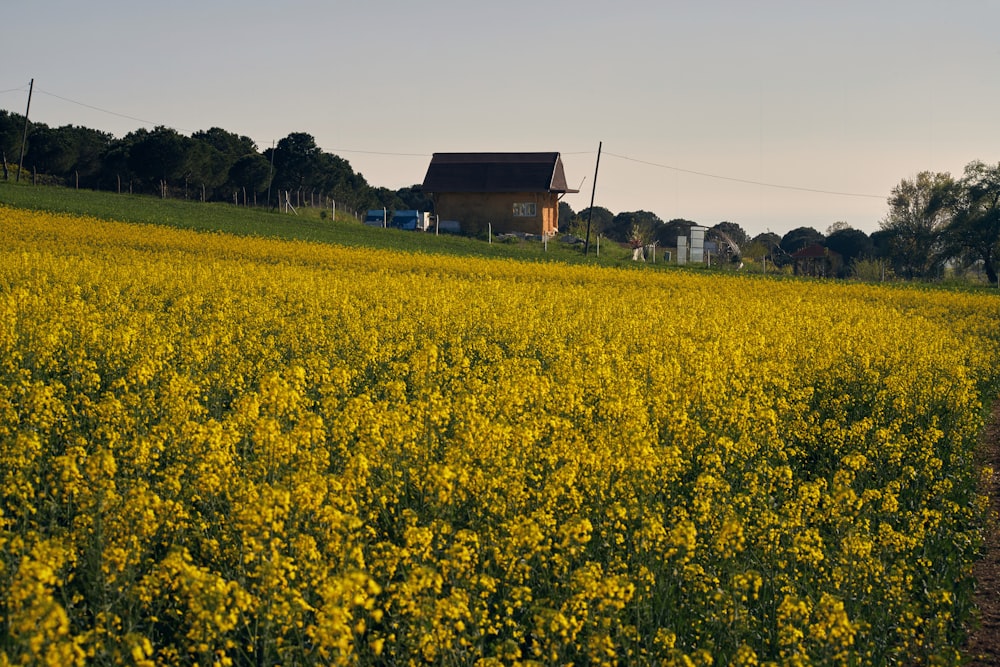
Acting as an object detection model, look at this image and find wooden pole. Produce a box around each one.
[266,140,275,209]
[584,141,602,256]
[16,79,33,183]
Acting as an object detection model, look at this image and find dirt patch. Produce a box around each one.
[966,401,1000,666]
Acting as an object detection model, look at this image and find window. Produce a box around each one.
[512,202,537,217]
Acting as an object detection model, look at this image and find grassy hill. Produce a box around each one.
[0,181,636,265]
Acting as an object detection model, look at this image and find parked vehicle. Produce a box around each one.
[391,210,430,231]
[364,209,387,226]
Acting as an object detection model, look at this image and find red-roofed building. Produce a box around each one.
[791,244,841,277]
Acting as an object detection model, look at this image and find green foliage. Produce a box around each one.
[125,126,192,188]
[944,160,1000,284]
[879,171,958,279]
[652,218,697,249]
[826,227,874,276]
[850,258,889,282]
[712,221,749,249]
[779,226,825,256]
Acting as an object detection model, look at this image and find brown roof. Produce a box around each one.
[791,243,830,259]
[421,152,579,194]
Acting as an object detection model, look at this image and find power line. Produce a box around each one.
[327,148,430,157]
[35,87,182,130]
[3,83,888,201]
[603,151,884,200]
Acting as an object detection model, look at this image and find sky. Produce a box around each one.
[4,0,999,237]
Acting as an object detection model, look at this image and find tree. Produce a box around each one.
[192,127,257,159]
[65,125,114,188]
[269,132,322,195]
[607,210,663,244]
[575,206,614,238]
[0,110,25,174]
[944,160,1000,285]
[396,185,432,212]
[825,221,850,236]
[371,186,407,211]
[24,123,74,175]
[744,232,782,265]
[227,153,273,202]
[558,201,576,230]
[779,227,824,256]
[879,171,957,279]
[825,227,873,276]
[712,221,748,248]
[126,126,192,193]
[185,138,228,200]
[711,221,748,261]
[23,123,112,187]
[312,151,373,212]
[652,218,698,249]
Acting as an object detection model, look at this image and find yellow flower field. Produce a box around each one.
[1,205,998,665]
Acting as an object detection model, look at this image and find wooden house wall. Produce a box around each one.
[434,192,559,236]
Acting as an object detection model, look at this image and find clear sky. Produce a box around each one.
[4,0,999,237]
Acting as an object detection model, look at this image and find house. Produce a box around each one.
[420,152,578,236]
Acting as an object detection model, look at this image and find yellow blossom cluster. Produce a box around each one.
[1,205,998,665]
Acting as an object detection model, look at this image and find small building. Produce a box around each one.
[420,152,578,236]
[791,243,841,277]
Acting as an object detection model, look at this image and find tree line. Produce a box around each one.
[560,161,1000,283]
[3,108,998,283]
[0,110,428,214]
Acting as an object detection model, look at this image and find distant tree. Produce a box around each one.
[227,153,273,202]
[312,151,373,212]
[879,171,957,279]
[24,123,112,187]
[0,110,24,172]
[192,127,257,159]
[98,135,133,191]
[710,221,748,261]
[652,218,698,249]
[269,132,322,195]
[869,229,893,260]
[712,221,749,249]
[24,123,74,176]
[608,210,663,243]
[266,135,373,211]
[65,125,113,188]
[779,227,824,256]
[395,184,432,211]
[825,221,851,236]
[576,206,614,238]
[190,128,259,201]
[825,227,873,277]
[944,160,1000,284]
[126,126,192,193]
[185,139,228,200]
[371,187,407,211]
[558,201,576,229]
[744,232,782,264]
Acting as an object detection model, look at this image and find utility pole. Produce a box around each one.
[266,140,275,209]
[584,141,602,256]
[16,79,33,183]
